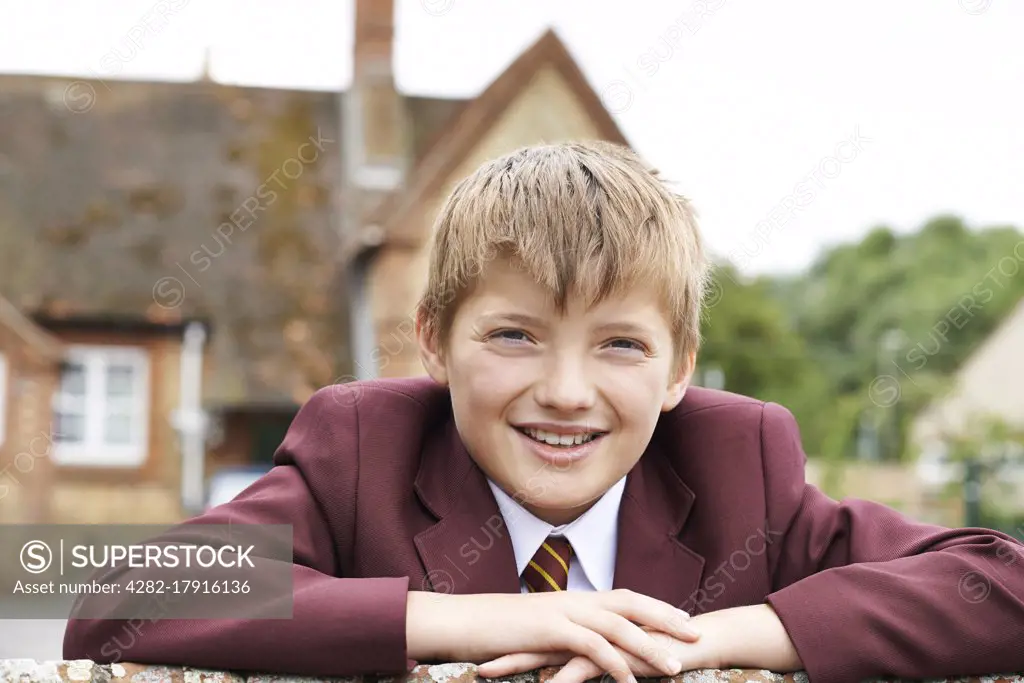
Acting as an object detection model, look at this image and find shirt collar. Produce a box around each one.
[487,475,626,592]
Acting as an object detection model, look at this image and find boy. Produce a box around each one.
[64,141,1024,683]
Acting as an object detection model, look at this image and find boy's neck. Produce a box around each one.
[525,498,598,527]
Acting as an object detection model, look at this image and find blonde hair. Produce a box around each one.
[416,140,709,373]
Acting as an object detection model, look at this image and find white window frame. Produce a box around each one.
[52,345,150,468]
[0,352,7,448]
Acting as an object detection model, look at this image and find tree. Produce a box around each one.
[698,262,832,455]
[770,214,1024,460]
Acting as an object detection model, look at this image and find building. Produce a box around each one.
[0,296,63,523]
[339,1,628,379]
[910,295,1024,513]
[0,1,631,523]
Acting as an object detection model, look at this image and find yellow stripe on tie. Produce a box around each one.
[542,542,569,575]
[528,560,563,591]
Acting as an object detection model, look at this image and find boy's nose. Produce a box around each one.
[534,358,596,412]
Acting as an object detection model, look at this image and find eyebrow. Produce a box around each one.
[479,313,656,338]
[591,321,657,338]
[479,312,548,328]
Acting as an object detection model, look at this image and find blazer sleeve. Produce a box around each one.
[63,386,416,678]
[760,401,1024,683]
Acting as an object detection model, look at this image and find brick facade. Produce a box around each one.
[0,320,60,524]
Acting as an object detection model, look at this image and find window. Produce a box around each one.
[52,346,150,467]
[0,352,7,448]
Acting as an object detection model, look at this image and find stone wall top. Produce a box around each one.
[3,661,1024,683]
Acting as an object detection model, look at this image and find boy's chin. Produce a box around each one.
[518,487,606,515]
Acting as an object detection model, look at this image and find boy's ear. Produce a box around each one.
[415,308,449,386]
[662,349,697,412]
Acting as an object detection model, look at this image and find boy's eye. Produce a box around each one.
[608,338,647,352]
[489,331,647,353]
[492,329,531,343]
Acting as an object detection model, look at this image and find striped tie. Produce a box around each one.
[523,536,573,592]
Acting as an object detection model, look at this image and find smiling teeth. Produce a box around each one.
[522,428,600,447]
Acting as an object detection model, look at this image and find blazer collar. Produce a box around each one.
[413,419,521,594]
[413,414,705,609]
[611,427,706,611]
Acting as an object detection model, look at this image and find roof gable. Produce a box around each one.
[347,28,629,259]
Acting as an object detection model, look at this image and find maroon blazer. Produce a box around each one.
[64,376,1024,682]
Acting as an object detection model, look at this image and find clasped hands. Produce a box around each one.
[479,620,702,683]
[408,589,801,683]
[477,590,706,683]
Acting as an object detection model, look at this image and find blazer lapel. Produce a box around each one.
[613,435,706,613]
[413,419,521,595]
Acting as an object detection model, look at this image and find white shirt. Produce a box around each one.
[487,475,627,592]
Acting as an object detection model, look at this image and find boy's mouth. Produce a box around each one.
[512,426,608,448]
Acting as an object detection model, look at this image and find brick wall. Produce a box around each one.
[1,660,1020,683]
[0,324,59,524]
[0,326,193,525]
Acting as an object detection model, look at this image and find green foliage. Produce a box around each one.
[704,215,1024,462]
[698,263,832,455]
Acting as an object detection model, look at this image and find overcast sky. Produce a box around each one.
[2,0,1022,275]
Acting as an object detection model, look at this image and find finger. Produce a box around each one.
[573,610,681,676]
[477,652,567,677]
[603,589,701,642]
[548,655,605,683]
[558,625,637,683]
[618,640,676,677]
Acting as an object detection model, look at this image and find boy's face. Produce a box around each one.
[417,258,695,526]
